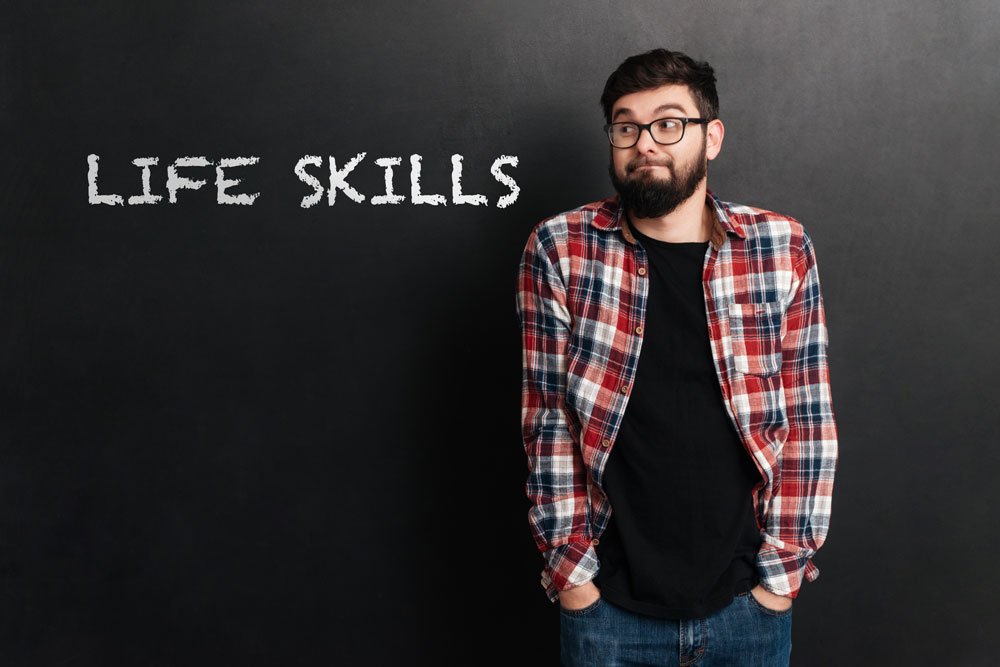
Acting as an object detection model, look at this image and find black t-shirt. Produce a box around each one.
[592,221,764,619]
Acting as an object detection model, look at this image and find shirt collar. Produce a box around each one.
[590,188,746,251]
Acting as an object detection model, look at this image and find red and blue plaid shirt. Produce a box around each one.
[515,188,839,603]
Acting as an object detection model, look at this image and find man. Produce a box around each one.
[515,48,838,665]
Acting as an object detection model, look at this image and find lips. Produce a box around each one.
[633,164,669,171]
[632,165,670,175]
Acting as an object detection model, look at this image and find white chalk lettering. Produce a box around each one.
[491,155,520,209]
[167,157,213,203]
[294,155,325,208]
[329,152,367,205]
[87,154,124,206]
[450,154,488,206]
[371,157,405,205]
[410,154,447,205]
[216,157,260,205]
[87,153,520,209]
[127,157,162,205]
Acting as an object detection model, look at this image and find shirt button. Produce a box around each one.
[601,438,611,448]
[635,325,643,335]
[592,538,600,546]
[637,267,646,276]
[620,384,630,394]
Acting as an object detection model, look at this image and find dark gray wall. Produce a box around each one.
[2,1,997,664]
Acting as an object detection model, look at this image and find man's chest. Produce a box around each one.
[557,231,796,444]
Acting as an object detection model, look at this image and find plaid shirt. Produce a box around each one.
[515,188,838,604]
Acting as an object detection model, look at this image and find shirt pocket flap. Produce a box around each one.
[727,301,784,376]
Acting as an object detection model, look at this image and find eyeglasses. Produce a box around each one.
[604,117,709,148]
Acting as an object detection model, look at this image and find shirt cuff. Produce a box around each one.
[755,540,820,599]
[539,538,601,603]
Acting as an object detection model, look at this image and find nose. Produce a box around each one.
[634,125,659,152]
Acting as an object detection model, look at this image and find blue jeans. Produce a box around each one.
[560,589,792,666]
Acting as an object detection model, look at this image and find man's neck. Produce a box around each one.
[627,184,712,243]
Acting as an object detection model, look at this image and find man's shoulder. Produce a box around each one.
[529,196,618,245]
[719,197,808,245]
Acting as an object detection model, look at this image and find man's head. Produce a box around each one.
[601,48,724,218]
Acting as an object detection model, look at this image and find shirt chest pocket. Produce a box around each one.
[727,301,784,376]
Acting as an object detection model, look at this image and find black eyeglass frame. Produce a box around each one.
[604,117,710,148]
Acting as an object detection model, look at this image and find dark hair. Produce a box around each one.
[600,48,719,124]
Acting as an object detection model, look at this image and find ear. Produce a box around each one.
[706,118,725,160]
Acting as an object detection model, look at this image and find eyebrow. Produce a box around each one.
[612,103,689,121]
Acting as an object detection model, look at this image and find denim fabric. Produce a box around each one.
[559,590,792,666]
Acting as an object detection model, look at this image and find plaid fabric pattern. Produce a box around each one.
[515,189,838,604]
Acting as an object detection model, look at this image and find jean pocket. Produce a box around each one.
[727,301,784,376]
[745,589,793,618]
[559,596,604,618]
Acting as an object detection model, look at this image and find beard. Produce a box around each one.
[608,139,708,218]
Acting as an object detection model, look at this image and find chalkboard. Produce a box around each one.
[3,1,998,664]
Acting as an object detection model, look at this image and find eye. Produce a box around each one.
[656,119,679,130]
[617,124,636,135]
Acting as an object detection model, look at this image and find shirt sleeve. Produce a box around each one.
[755,228,840,598]
[515,227,600,604]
